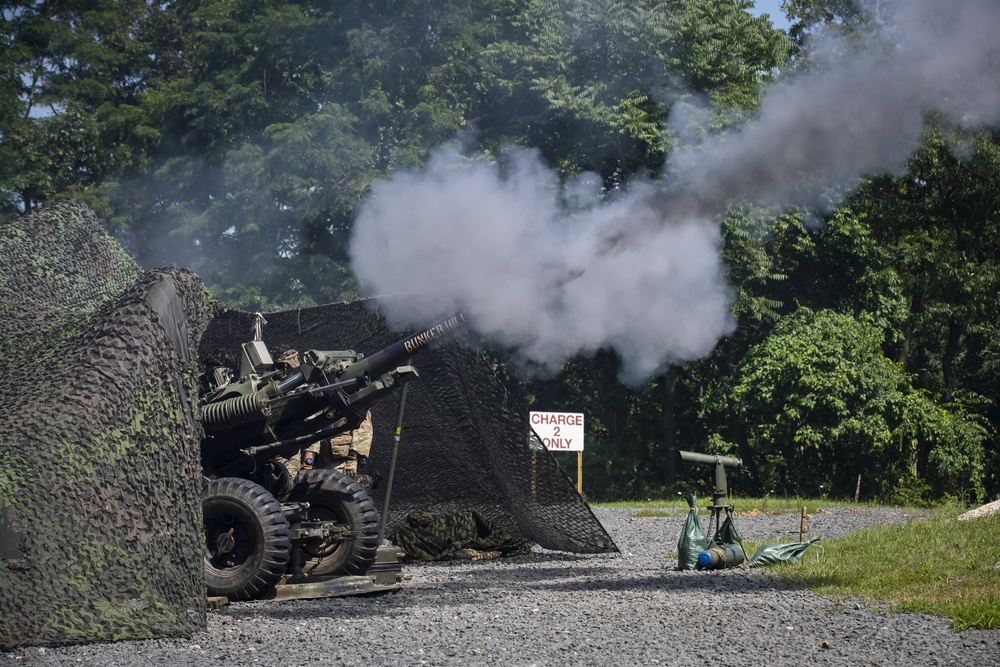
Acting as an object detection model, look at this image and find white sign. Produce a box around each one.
[529,411,585,452]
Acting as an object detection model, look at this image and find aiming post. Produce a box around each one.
[677,450,743,548]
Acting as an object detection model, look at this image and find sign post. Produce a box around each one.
[529,411,585,494]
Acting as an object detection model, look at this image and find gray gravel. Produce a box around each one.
[4,507,998,666]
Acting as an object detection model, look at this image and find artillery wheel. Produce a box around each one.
[203,477,292,601]
[247,457,292,498]
[285,468,380,577]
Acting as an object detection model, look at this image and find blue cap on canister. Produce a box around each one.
[697,550,715,567]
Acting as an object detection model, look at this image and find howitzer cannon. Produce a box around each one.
[198,312,467,601]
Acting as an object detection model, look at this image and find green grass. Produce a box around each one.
[595,496,884,514]
[630,508,683,518]
[595,498,692,510]
[775,507,1000,631]
[595,498,1000,631]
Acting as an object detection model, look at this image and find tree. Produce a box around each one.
[782,0,875,46]
[97,0,514,308]
[727,308,986,502]
[483,0,790,186]
[853,128,1000,498]
[0,0,165,215]
[859,130,1000,393]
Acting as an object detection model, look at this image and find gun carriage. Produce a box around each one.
[199,312,466,600]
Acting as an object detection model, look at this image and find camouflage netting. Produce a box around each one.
[0,200,615,648]
[201,304,617,556]
[0,201,219,648]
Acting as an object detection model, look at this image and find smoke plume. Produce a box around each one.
[349,0,1000,383]
[667,0,1000,212]
[351,149,734,382]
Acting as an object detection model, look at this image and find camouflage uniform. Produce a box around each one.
[301,410,372,478]
[273,348,372,481]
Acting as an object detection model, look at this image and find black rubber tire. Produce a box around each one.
[203,477,292,601]
[285,468,380,577]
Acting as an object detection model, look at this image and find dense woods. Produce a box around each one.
[2,0,997,503]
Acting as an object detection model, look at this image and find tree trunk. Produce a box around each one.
[662,366,677,485]
[942,315,962,401]
[897,289,924,368]
[729,409,764,496]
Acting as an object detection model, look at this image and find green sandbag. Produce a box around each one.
[710,513,742,548]
[748,537,822,567]
[677,494,708,570]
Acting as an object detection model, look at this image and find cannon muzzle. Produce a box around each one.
[339,312,467,389]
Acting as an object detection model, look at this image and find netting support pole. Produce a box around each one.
[378,381,410,544]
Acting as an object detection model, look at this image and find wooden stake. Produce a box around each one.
[577,451,583,495]
[855,474,862,503]
[799,506,807,542]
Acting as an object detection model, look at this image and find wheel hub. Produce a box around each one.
[214,528,236,556]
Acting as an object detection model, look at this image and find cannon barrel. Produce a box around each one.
[339,312,467,390]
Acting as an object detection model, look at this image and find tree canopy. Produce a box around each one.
[1,0,997,503]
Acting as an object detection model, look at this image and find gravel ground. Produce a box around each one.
[4,507,998,666]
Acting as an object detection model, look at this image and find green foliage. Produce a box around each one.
[769,207,908,338]
[0,0,167,213]
[3,0,1000,503]
[668,0,791,115]
[728,308,986,502]
[720,203,793,329]
[2,0,789,310]
[783,0,872,43]
[485,0,790,183]
[852,128,1000,500]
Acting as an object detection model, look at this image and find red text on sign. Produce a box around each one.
[530,413,583,426]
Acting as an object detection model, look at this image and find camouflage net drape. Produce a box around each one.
[0,201,219,648]
[0,201,615,649]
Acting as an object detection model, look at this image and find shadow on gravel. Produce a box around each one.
[220,558,799,623]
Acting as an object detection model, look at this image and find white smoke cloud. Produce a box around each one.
[349,0,1000,383]
[350,148,734,383]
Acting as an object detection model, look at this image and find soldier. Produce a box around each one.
[272,348,306,478]
[273,347,373,486]
[301,410,373,480]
